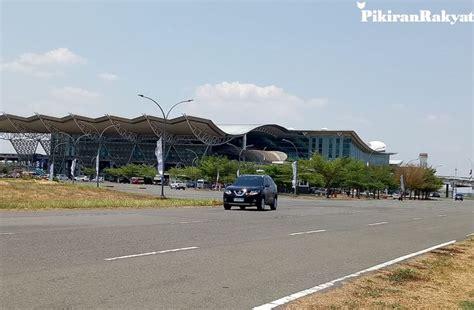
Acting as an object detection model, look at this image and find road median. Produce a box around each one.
[0,179,221,210]
[285,237,474,309]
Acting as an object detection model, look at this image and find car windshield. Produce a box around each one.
[233,176,263,186]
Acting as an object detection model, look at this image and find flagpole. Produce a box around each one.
[283,139,299,196]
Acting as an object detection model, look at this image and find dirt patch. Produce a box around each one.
[286,238,474,309]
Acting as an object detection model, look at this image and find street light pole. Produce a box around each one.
[282,139,298,196]
[49,141,69,180]
[226,143,254,176]
[185,148,199,167]
[69,133,91,184]
[95,124,116,188]
[138,94,193,198]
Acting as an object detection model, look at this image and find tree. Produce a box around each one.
[340,158,368,198]
[168,166,202,181]
[262,163,293,192]
[395,166,442,199]
[198,156,236,185]
[301,154,346,189]
[103,167,123,180]
[103,164,156,179]
[82,167,96,178]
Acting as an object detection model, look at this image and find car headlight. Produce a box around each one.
[224,190,232,195]
[249,190,261,195]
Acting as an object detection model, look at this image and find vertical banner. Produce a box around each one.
[292,161,297,189]
[155,138,164,176]
[236,169,240,177]
[49,163,54,181]
[400,174,405,192]
[95,153,100,176]
[71,159,77,178]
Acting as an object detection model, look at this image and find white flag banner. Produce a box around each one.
[155,138,164,176]
[71,159,77,178]
[95,153,100,176]
[292,161,297,189]
[400,174,405,192]
[236,169,240,177]
[49,163,54,180]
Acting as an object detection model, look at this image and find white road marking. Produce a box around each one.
[367,222,388,226]
[289,230,326,236]
[467,233,474,237]
[412,218,422,220]
[0,233,13,235]
[105,246,199,261]
[438,214,447,217]
[253,240,456,310]
[178,221,205,224]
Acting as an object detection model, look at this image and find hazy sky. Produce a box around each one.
[1,0,472,176]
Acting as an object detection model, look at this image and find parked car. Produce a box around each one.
[186,181,196,188]
[91,176,104,183]
[74,175,89,182]
[56,174,69,181]
[454,193,464,201]
[223,174,278,211]
[196,179,210,189]
[131,177,144,185]
[430,192,441,198]
[118,177,130,184]
[170,181,186,190]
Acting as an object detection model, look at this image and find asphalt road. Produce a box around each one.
[1,189,473,309]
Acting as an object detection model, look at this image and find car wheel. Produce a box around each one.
[224,204,231,210]
[270,197,277,210]
[257,197,265,211]
[239,206,246,210]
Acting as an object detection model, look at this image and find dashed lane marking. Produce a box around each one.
[105,246,199,261]
[178,221,205,224]
[367,222,388,226]
[289,230,326,236]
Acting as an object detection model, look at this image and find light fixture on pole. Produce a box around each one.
[138,94,193,198]
[185,148,199,167]
[226,143,254,176]
[95,124,116,188]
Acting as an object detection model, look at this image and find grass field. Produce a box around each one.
[286,237,474,309]
[0,179,221,209]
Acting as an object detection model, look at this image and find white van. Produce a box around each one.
[196,179,210,189]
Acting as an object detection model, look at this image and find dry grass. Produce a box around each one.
[0,179,221,209]
[286,238,474,309]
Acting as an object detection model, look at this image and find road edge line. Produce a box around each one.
[252,240,456,310]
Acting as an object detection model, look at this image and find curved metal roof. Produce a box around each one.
[0,113,392,155]
[216,124,288,136]
[0,113,290,138]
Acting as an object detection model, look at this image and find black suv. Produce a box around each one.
[223,175,278,211]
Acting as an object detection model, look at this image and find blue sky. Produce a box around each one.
[1,0,472,176]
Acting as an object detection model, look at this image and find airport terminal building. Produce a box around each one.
[0,113,393,175]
